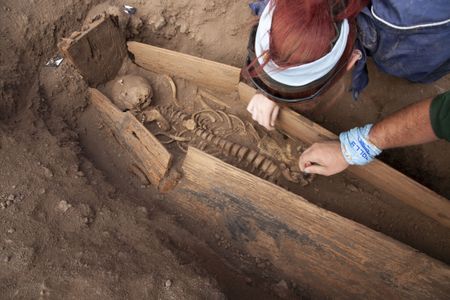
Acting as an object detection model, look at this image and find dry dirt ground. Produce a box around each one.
[1,0,449,299]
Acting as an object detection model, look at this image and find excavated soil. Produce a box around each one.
[1,0,449,299]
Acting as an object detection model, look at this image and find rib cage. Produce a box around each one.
[149,104,312,185]
[158,105,190,125]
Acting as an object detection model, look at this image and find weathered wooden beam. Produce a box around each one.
[127,41,450,227]
[173,146,450,298]
[89,88,172,186]
[127,41,241,92]
[238,82,450,228]
[59,15,126,86]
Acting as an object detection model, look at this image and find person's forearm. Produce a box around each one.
[368,98,437,150]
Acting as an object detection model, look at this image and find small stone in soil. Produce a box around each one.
[38,188,46,195]
[57,200,71,212]
[165,279,172,287]
[276,279,288,290]
[42,166,53,178]
[347,184,359,192]
[138,206,148,214]
[273,280,289,298]
[7,194,15,201]
[154,16,166,30]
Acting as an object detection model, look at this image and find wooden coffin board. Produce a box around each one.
[59,15,126,86]
[127,41,241,92]
[127,41,449,228]
[174,147,450,299]
[89,88,172,186]
[239,83,450,228]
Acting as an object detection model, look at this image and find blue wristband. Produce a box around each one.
[339,124,382,165]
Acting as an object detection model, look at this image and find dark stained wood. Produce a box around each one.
[173,146,450,299]
[89,88,172,186]
[238,82,450,228]
[59,15,126,86]
[127,41,241,92]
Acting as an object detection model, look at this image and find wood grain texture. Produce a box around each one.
[174,147,450,299]
[89,88,171,186]
[127,41,241,92]
[238,82,450,228]
[59,16,126,86]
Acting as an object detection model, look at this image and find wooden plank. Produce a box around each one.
[238,82,450,228]
[113,40,449,227]
[59,15,126,86]
[125,42,450,227]
[127,41,241,92]
[174,147,450,299]
[89,88,171,186]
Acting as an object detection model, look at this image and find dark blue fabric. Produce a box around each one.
[354,1,450,98]
[370,0,450,27]
[249,0,270,16]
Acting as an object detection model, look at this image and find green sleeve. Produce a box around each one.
[430,91,450,141]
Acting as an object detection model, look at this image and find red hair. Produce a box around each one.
[269,0,368,67]
[245,0,369,101]
[242,0,370,99]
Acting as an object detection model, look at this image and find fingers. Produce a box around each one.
[261,110,272,130]
[299,160,311,172]
[298,146,321,171]
[303,165,328,176]
[298,152,308,172]
[247,98,255,113]
[298,145,324,174]
[247,97,259,126]
[246,95,278,130]
[299,141,349,177]
[270,105,279,128]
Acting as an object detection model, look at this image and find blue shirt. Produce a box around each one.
[353,0,450,98]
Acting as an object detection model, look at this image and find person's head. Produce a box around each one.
[242,0,368,104]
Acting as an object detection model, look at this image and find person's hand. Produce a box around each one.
[247,94,280,130]
[298,141,349,176]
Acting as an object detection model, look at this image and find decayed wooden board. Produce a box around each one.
[238,82,450,228]
[127,41,241,92]
[174,147,450,298]
[89,88,171,186]
[59,15,126,86]
[126,41,450,227]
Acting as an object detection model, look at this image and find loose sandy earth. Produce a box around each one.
[1,0,449,299]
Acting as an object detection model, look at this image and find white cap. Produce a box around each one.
[255,1,349,87]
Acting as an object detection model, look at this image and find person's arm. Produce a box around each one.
[299,92,449,176]
[368,98,435,149]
